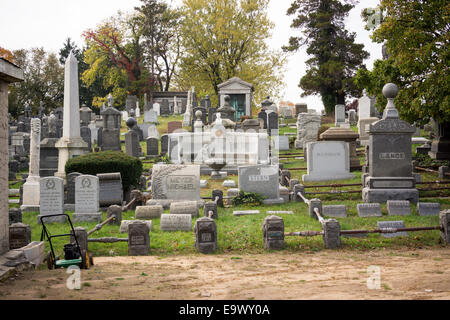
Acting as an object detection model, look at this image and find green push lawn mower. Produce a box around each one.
[40,214,93,270]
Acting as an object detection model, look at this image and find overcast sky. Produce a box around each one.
[0,0,381,112]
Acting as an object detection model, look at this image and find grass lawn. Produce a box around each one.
[10,117,450,258]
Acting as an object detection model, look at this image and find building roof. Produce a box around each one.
[0,57,24,83]
[218,77,254,91]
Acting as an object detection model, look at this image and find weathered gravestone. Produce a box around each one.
[302,141,355,182]
[267,112,278,135]
[160,214,192,231]
[262,215,284,250]
[125,130,140,157]
[9,223,31,250]
[73,175,102,223]
[194,217,217,254]
[97,173,123,207]
[38,177,66,224]
[151,164,201,201]
[238,165,280,201]
[160,134,168,155]
[335,104,346,126]
[258,110,267,129]
[323,205,347,218]
[357,203,382,217]
[135,205,163,219]
[295,112,321,149]
[377,220,408,238]
[146,137,159,157]
[387,200,411,216]
[170,201,199,217]
[160,99,170,116]
[203,202,218,219]
[167,121,182,134]
[417,202,440,216]
[128,221,150,256]
[9,208,22,225]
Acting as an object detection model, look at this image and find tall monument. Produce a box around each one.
[55,52,88,180]
[21,118,41,211]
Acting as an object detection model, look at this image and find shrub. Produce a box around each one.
[232,191,265,206]
[65,151,143,191]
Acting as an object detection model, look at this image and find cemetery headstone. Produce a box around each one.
[357,203,382,217]
[97,173,123,207]
[128,221,150,256]
[38,177,66,224]
[9,223,31,250]
[262,215,284,250]
[302,141,355,182]
[194,217,217,253]
[417,202,440,216]
[73,175,102,222]
[377,220,408,238]
[160,214,192,231]
[238,165,280,200]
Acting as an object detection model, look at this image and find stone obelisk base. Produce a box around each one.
[55,136,88,181]
[21,176,40,212]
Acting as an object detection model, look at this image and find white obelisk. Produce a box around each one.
[55,52,88,180]
[21,118,41,210]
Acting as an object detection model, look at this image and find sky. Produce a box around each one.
[0,0,382,112]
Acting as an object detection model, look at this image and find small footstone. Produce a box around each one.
[323,205,347,218]
[387,200,411,216]
[417,202,440,216]
[263,198,285,205]
[266,211,293,215]
[200,180,208,188]
[233,210,260,217]
[120,220,153,233]
[357,203,382,217]
[377,221,408,238]
[222,180,236,188]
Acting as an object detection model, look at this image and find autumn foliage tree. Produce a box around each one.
[82,12,153,108]
[176,0,286,106]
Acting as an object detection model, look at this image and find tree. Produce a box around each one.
[355,0,450,125]
[136,0,182,92]
[176,0,286,106]
[0,46,14,63]
[8,48,64,118]
[82,12,153,108]
[283,0,369,114]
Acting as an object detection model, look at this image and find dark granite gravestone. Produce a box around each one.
[208,107,217,125]
[128,221,150,256]
[262,215,284,250]
[258,110,267,129]
[80,126,92,151]
[66,172,81,205]
[9,223,31,250]
[362,83,419,203]
[97,173,123,207]
[200,96,212,109]
[125,130,140,157]
[125,95,137,113]
[9,208,22,225]
[39,138,59,177]
[146,137,159,157]
[267,112,279,135]
[160,99,170,116]
[194,217,217,254]
[160,134,168,155]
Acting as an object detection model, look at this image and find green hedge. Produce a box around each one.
[65,151,143,191]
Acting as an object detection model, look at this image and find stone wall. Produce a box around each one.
[0,81,9,254]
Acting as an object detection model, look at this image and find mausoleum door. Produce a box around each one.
[230,94,246,121]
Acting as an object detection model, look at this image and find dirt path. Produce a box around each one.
[1,248,449,300]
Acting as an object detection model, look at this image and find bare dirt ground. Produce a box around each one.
[1,248,449,300]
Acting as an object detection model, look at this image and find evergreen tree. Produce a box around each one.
[283,0,369,114]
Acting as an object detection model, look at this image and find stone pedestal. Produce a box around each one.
[22,118,41,210]
[320,127,361,171]
[54,137,88,180]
